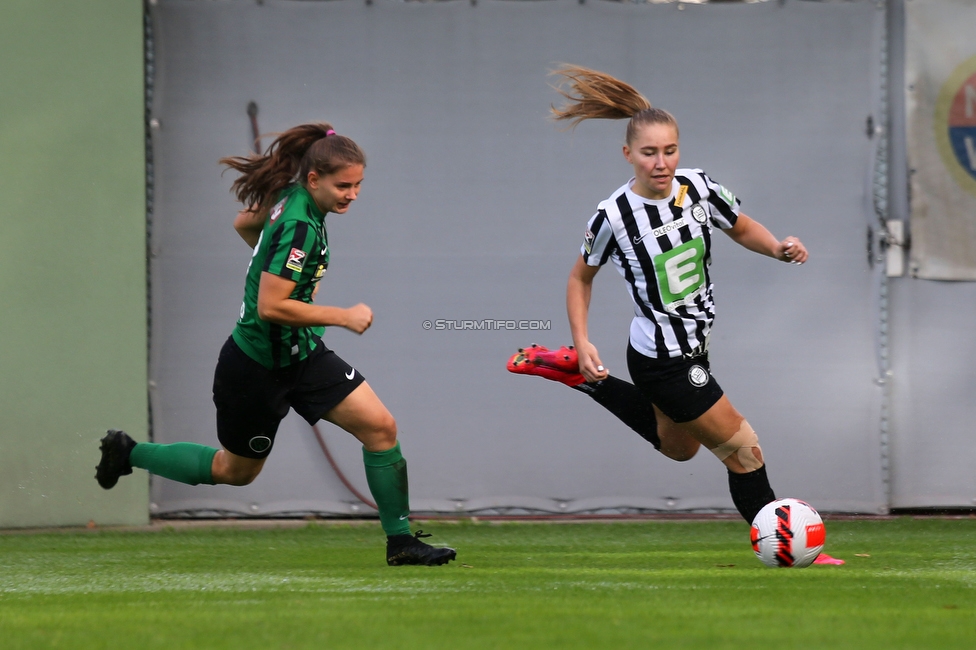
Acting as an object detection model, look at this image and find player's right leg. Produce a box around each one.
[210,449,266,486]
[508,344,677,454]
[95,432,265,488]
[208,336,288,483]
[96,337,284,490]
[95,429,220,489]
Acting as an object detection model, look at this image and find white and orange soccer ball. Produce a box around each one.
[750,498,825,568]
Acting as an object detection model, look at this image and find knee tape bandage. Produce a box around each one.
[709,420,763,472]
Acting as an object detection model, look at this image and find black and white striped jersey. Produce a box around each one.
[580,168,741,359]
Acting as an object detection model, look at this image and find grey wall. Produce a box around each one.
[149,0,887,517]
[889,281,976,508]
[886,0,976,510]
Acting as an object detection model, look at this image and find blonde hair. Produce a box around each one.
[220,123,366,211]
[549,65,678,143]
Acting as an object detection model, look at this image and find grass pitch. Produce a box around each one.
[1,518,974,649]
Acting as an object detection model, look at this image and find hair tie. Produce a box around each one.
[325,129,336,137]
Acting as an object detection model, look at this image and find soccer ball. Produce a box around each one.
[750,498,825,568]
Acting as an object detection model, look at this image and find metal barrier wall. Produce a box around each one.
[149,0,888,516]
[0,0,147,528]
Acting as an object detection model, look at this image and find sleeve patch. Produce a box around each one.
[269,198,287,223]
[583,229,595,254]
[285,248,307,272]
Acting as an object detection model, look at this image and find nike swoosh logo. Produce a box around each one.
[633,233,647,245]
[399,515,408,520]
[345,369,355,380]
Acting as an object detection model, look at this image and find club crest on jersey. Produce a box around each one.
[688,365,709,387]
[583,229,595,254]
[285,248,307,272]
[269,198,287,223]
[691,204,707,224]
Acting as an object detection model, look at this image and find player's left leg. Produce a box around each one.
[674,398,840,565]
[321,381,456,567]
[673,396,776,523]
[626,347,774,523]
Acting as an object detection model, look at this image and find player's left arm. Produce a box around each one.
[257,273,373,334]
[723,213,808,264]
[233,207,267,248]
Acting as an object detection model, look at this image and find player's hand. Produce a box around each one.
[344,303,373,334]
[777,237,808,265]
[233,208,267,248]
[576,340,609,383]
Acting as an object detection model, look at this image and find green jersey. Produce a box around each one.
[231,185,330,369]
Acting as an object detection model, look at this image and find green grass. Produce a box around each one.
[1,518,974,649]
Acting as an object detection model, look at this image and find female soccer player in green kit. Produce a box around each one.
[96,123,455,567]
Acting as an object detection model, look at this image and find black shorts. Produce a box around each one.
[626,342,724,423]
[212,337,365,459]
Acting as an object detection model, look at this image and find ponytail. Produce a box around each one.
[220,123,366,211]
[549,65,678,143]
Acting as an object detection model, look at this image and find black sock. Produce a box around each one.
[727,465,776,523]
[574,376,660,449]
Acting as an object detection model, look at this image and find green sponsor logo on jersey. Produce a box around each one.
[654,238,706,310]
[719,186,736,207]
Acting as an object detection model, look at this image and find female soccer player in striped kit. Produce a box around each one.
[510,66,808,527]
[96,123,455,566]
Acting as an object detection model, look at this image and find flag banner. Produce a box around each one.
[906,0,976,280]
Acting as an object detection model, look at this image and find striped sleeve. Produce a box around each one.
[264,219,313,282]
[701,171,741,230]
[581,208,617,267]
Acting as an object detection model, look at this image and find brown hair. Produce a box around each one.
[219,123,366,211]
[549,65,678,144]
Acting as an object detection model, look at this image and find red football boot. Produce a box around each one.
[506,344,586,387]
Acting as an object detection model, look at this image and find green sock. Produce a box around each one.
[129,442,217,486]
[362,442,411,537]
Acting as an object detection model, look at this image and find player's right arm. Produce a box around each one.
[257,272,373,334]
[567,255,608,383]
[234,207,267,248]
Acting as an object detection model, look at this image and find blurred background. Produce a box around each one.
[2,0,975,528]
